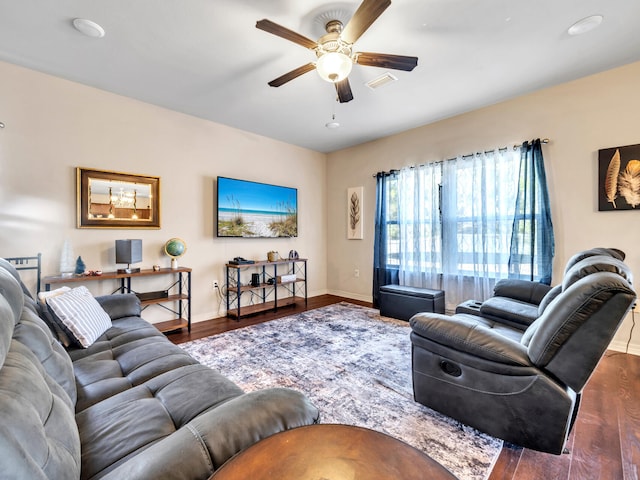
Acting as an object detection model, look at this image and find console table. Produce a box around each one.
[43,267,191,333]
[225,259,307,319]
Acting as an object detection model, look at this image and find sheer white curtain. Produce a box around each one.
[397,162,441,287]
[397,149,520,310]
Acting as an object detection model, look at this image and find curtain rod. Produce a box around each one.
[373,138,551,177]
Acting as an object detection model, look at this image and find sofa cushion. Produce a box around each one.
[76,363,245,479]
[46,286,112,348]
[0,269,80,479]
[523,271,634,391]
[0,270,81,480]
[563,247,625,273]
[562,255,632,290]
[0,268,24,330]
[71,316,201,412]
[537,284,562,316]
[12,306,77,406]
[0,341,82,480]
[0,258,36,300]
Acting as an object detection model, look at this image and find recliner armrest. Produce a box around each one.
[95,294,141,320]
[479,297,539,329]
[492,279,551,305]
[410,313,531,366]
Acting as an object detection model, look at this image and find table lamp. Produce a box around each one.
[116,239,142,273]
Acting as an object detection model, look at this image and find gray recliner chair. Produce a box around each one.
[410,253,635,454]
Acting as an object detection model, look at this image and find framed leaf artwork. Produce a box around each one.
[347,186,363,240]
[598,143,640,211]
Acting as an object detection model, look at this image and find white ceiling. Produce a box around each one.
[1,0,640,153]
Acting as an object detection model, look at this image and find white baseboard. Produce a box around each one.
[608,339,640,356]
[190,289,335,323]
[327,289,373,304]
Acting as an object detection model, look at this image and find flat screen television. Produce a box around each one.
[216,176,298,238]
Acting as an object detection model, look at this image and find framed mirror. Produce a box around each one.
[77,168,160,229]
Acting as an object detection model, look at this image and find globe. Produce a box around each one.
[164,238,186,268]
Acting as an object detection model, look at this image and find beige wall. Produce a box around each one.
[327,61,640,354]
[3,58,639,352]
[0,61,328,323]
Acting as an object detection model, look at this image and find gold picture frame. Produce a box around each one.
[77,167,160,229]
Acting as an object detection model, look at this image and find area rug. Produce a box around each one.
[180,302,502,479]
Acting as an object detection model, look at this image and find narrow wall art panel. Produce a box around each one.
[599,143,640,211]
[347,186,363,240]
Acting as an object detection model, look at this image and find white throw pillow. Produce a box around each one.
[46,286,112,348]
[38,286,71,304]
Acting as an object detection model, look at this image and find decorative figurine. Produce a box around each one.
[74,256,86,275]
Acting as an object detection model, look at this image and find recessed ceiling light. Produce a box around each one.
[72,18,105,38]
[568,15,603,36]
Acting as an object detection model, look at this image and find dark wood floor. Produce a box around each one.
[168,294,640,480]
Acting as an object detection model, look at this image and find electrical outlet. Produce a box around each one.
[213,280,219,289]
[354,268,360,278]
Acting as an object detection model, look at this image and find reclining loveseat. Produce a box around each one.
[409,249,635,454]
[0,258,319,479]
[456,247,626,330]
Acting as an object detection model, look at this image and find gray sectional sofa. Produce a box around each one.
[0,258,319,479]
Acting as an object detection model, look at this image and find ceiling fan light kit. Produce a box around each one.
[316,21,353,83]
[316,51,353,82]
[256,0,417,103]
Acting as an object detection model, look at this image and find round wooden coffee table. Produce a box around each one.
[210,424,457,480]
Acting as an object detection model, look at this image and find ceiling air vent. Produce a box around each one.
[365,72,398,90]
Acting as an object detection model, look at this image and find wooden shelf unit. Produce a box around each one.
[43,267,192,333]
[226,259,307,319]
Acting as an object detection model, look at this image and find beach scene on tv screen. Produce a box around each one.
[217,177,298,238]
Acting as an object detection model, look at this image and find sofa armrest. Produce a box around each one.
[99,388,320,480]
[194,388,320,469]
[95,294,141,320]
[493,279,551,305]
[410,313,531,366]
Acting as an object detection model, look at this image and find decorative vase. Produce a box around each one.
[75,256,86,275]
[60,239,75,277]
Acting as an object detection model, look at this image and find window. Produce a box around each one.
[374,140,553,310]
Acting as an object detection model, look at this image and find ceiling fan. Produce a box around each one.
[256,0,418,103]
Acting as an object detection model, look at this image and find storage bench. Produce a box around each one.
[379,284,445,321]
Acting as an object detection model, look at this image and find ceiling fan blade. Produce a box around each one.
[335,78,354,103]
[268,63,316,87]
[341,0,392,44]
[356,52,418,71]
[256,19,318,50]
